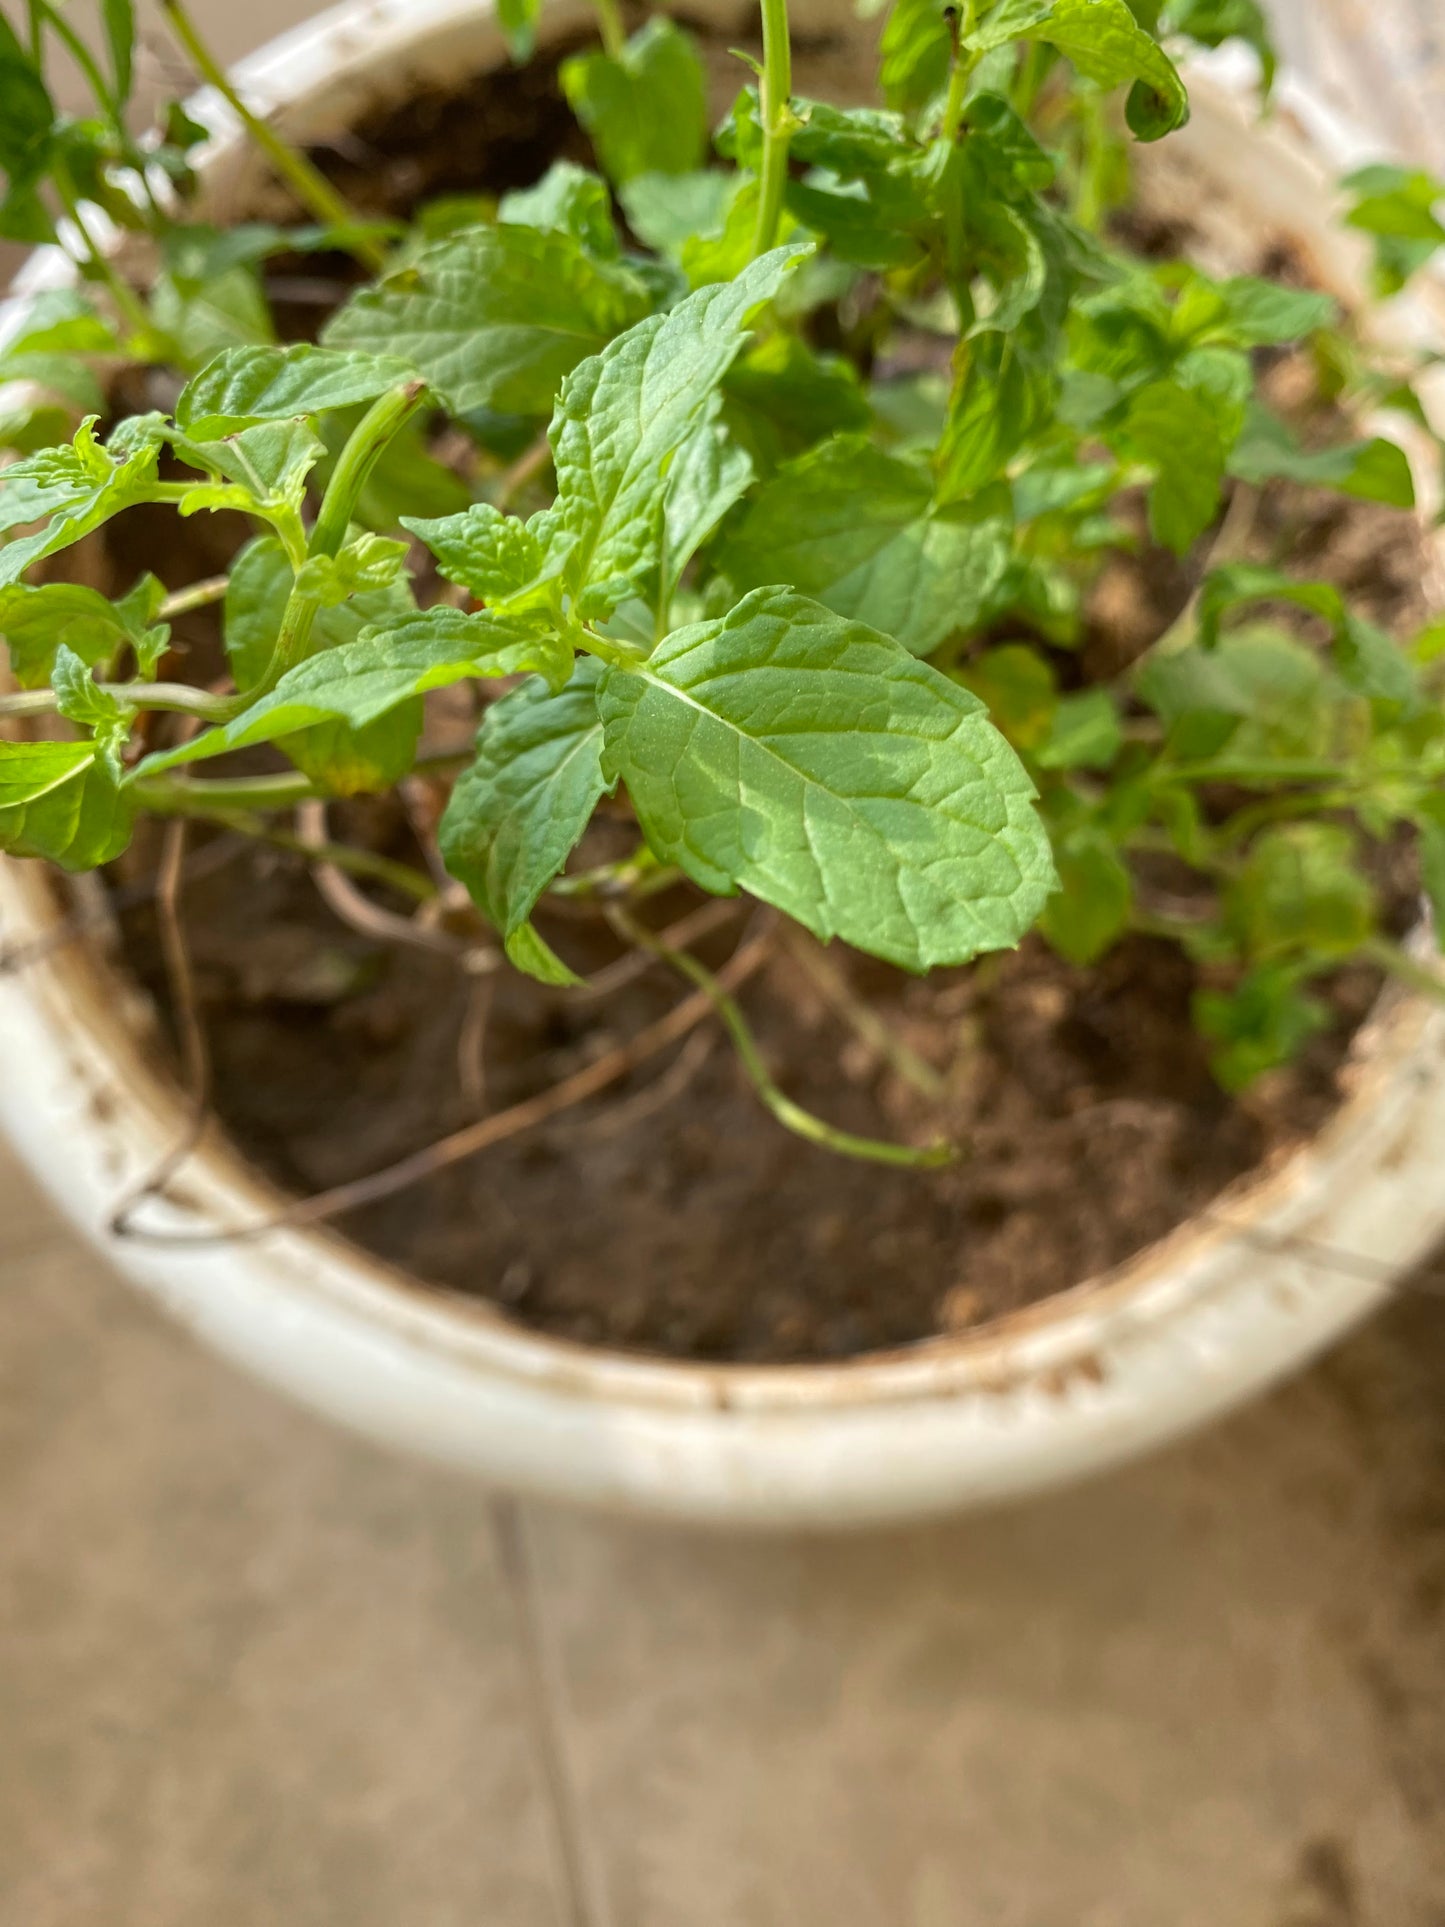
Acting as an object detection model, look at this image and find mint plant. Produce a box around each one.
[0,0,392,420]
[2,0,1443,1161]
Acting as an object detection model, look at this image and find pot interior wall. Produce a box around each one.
[72,31,1434,1367]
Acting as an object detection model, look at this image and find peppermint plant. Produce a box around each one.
[1,0,1442,1157]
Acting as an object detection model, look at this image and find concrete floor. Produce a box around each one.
[3,1137,1443,1926]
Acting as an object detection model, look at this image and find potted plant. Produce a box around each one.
[1,0,1443,1524]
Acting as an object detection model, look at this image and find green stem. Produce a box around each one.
[941,62,970,144]
[1215,787,1366,848]
[1072,88,1110,232]
[1012,40,1053,119]
[134,771,321,813]
[146,481,207,505]
[592,0,627,58]
[549,850,675,898]
[34,1,116,115]
[51,170,153,340]
[109,681,236,718]
[311,382,427,562]
[0,681,236,722]
[1151,758,1351,789]
[608,907,956,1169]
[159,575,230,620]
[0,689,59,718]
[1129,907,1214,943]
[160,0,386,272]
[576,625,646,671]
[1362,938,1445,1006]
[940,1,978,142]
[751,0,794,260]
[259,380,427,690]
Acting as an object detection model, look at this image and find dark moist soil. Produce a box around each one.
[115,828,1401,1361]
[87,41,1433,1364]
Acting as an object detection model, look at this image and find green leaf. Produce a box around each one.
[1195,964,1329,1091]
[785,179,925,274]
[176,344,420,438]
[221,533,423,794]
[295,533,410,606]
[938,333,1052,499]
[620,171,743,259]
[972,0,1189,141]
[1342,164,1445,297]
[323,225,650,416]
[595,585,1054,970]
[787,99,920,178]
[101,0,136,102]
[1224,824,1375,964]
[52,644,131,773]
[721,435,1012,657]
[179,417,324,516]
[0,350,105,415]
[0,739,132,870]
[439,661,609,984]
[1114,377,1228,553]
[561,19,708,189]
[1151,624,1345,764]
[1,426,106,531]
[1412,617,1445,667]
[0,576,166,687]
[548,244,808,608]
[959,643,1058,750]
[497,0,542,60]
[661,419,753,600]
[1189,562,1420,713]
[1039,833,1132,964]
[1161,0,1275,94]
[0,399,73,454]
[0,182,56,246]
[143,606,572,783]
[151,225,276,366]
[401,502,561,607]
[0,739,94,808]
[1183,276,1333,348]
[1227,402,1415,509]
[1012,457,1115,521]
[0,27,55,194]
[222,534,294,692]
[499,162,619,259]
[1418,811,1445,953]
[721,332,870,474]
[1036,687,1124,769]
[228,609,570,743]
[677,179,765,290]
[879,0,952,114]
[1332,614,1420,713]
[0,420,161,586]
[115,574,172,678]
[0,288,120,362]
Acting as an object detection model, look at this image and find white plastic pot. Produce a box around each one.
[2,0,1444,1528]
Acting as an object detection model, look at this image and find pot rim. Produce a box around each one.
[2,0,1444,1519]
